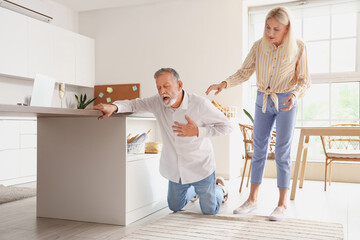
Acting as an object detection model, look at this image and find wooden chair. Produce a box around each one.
[320,124,360,191]
[238,123,276,192]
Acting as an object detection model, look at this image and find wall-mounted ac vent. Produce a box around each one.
[0,0,53,23]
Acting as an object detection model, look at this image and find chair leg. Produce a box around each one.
[239,159,249,192]
[246,161,252,188]
[329,162,332,186]
[324,159,328,191]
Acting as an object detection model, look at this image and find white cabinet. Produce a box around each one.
[125,117,167,224]
[0,8,95,87]
[54,28,76,85]
[75,34,95,87]
[37,114,166,225]
[0,8,28,78]
[126,155,167,223]
[0,120,20,151]
[0,118,37,185]
[0,150,20,181]
[212,119,242,180]
[19,148,37,177]
[28,18,55,78]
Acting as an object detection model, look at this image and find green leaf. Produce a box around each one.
[243,109,254,124]
[75,94,80,104]
[84,97,97,108]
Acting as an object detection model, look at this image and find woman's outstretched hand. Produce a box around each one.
[205,81,227,95]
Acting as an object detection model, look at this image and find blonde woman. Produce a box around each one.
[206,7,311,221]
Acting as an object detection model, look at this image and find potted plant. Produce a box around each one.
[243,109,254,123]
[75,94,97,109]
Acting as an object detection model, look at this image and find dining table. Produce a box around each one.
[291,126,360,200]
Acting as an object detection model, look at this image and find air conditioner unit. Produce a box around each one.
[0,0,52,23]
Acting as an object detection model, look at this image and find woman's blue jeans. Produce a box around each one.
[251,90,297,189]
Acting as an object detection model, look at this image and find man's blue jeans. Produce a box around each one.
[167,171,223,215]
[251,90,297,189]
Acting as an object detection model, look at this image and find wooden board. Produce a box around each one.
[94,84,140,105]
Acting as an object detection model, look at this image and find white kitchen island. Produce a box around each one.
[0,104,167,225]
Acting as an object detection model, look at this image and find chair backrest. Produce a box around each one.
[239,123,276,159]
[321,124,360,151]
[239,124,253,155]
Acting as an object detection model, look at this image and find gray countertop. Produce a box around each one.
[0,104,155,119]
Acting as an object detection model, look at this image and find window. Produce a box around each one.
[247,0,360,160]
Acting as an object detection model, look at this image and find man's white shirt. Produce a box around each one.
[113,91,234,184]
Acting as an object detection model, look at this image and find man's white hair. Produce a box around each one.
[154,68,180,82]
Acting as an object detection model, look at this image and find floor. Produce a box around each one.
[0,178,359,240]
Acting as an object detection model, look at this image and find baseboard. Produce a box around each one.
[126,200,168,225]
[0,176,37,186]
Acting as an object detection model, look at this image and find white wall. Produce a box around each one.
[79,0,244,108]
[78,0,245,179]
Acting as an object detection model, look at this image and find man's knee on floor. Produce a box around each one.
[201,208,217,215]
[200,205,219,215]
[167,199,185,212]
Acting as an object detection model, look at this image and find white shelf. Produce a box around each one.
[127,153,160,162]
[127,113,156,120]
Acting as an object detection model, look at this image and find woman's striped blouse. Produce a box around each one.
[225,38,311,113]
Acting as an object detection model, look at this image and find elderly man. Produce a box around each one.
[91,68,233,215]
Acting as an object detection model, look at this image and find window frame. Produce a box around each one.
[245,0,360,125]
[243,0,360,160]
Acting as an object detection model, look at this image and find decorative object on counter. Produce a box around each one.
[75,94,97,109]
[127,134,139,144]
[243,109,254,123]
[211,100,238,118]
[127,129,152,154]
[94,84,140,105]
[145,142,163,154]
[58,82,66,108]
[30,74,55,107]
[66,98,76,109]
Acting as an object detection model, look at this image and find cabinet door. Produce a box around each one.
[0,120,20,151]
[28,18,55,78]
[0,150,20,181]
[53,28,76,84]
[20,148,37,177]
[0,8,28,77]
[126,156,167,213]
[75,34,95,87]
[19,120,37,177]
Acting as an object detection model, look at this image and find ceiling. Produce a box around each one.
[52,0,167,12]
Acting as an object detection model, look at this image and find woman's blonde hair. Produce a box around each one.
[261,6,298,61]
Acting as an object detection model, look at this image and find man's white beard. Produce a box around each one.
[161,94,177,107]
